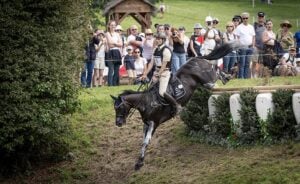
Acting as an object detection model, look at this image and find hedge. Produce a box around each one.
[183,87,298,146]
[0,0,89,176]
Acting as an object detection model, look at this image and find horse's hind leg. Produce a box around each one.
[135,121,154,170]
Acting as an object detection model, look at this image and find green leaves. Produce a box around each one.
[0,0,88,176]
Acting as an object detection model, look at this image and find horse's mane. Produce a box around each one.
[119,90,143,97]
[199,42,238,61]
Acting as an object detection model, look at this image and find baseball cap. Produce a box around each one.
[257,12,265,17]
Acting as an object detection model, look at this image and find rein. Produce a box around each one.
[124,82,150,119]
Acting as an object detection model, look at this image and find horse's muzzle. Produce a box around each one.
[116,117,125,127]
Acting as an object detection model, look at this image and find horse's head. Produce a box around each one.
[111,95,131,127]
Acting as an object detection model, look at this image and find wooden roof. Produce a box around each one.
[103,0,157,15]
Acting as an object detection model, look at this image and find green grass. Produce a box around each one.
[97,0,300,35]
[5,0,300,183]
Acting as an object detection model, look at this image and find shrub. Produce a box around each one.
[181,87,211,132]
[267,89,296,141]
[205,93,232,145]
[237,89,261,144]
[0,0,89,176]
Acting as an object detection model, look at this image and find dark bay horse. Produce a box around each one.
[111,43,236,170]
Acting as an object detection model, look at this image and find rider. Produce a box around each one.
[141,32,182,113]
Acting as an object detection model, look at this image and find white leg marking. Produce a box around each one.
[141,121,154,158]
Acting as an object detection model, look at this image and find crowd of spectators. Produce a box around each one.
[81,12,300,88]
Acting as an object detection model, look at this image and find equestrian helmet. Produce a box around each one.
[155,32,167,40]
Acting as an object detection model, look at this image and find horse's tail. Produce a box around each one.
[199,41,240,61]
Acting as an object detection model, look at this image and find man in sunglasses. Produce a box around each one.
[253,12,266,78]
[127,24,143,53]
[235,12,256,79]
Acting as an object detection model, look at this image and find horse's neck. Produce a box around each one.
[125,93,144,109]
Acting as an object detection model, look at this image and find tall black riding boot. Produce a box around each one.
[163,92,182,115]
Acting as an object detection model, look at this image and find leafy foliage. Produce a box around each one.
[181,87,211,132]
[0,0,89,176]
[267,89,297,140]
[237,89,261,144]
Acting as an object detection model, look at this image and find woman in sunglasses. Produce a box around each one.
[276,20,294,53]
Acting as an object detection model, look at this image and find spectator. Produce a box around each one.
[105,20,123,86]
[93,30,107,87]
[294,29,300,58]
[235,12,255,79]
[164,24,173,49]
[232,15,242,29]
[253,12,266,78]
[133,48,148,84]
[142,28,155,79]
[115,25,126,57]
[127,25,143,52]
[178,26,190,54]
[212,17,223,47]
[188,23,204,57]
[159,3,166,18]
[156,24,165,34]
[276,20,294,53]
[262,19,277,73]
[274,46,298,76]
[223,21,238,74]
[123,46,136,85]
[201,16,220,56]
[170,27,186,73]
[81,30,99,88]
[296,59,300,75]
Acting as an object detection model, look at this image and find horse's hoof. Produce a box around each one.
[134,162,144,171]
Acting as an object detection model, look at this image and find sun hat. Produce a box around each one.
[115,25,123,31]
[289,46,296,51]
[205,16,213,22]
[145,29,153,34]
[194,23,203,29]
[280,20,292,28]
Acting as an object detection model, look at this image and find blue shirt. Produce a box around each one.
[294,31,300,47]
[124,55,135,70]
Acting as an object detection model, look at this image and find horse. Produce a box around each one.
[111,43,236,170]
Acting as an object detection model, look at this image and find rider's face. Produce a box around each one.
[156,37,163,45]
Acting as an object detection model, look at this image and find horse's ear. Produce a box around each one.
[110,95,118,101]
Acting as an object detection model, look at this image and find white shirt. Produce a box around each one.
[282,53,296,67]
[96,41,105,58]
[135,57,147,75]
[235,24,255,46]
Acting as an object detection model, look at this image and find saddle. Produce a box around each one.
[150,75,186,106]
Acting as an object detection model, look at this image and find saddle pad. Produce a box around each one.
[168,77,186,100]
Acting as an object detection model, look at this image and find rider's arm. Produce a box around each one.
[142,57,153,79]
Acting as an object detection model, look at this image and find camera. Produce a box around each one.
[172,32,176,36]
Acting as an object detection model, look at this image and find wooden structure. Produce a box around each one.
[103,0,157,32]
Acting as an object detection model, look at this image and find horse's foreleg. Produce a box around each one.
[135,121,154,170]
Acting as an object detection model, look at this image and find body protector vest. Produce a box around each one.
[153,45,172,69]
